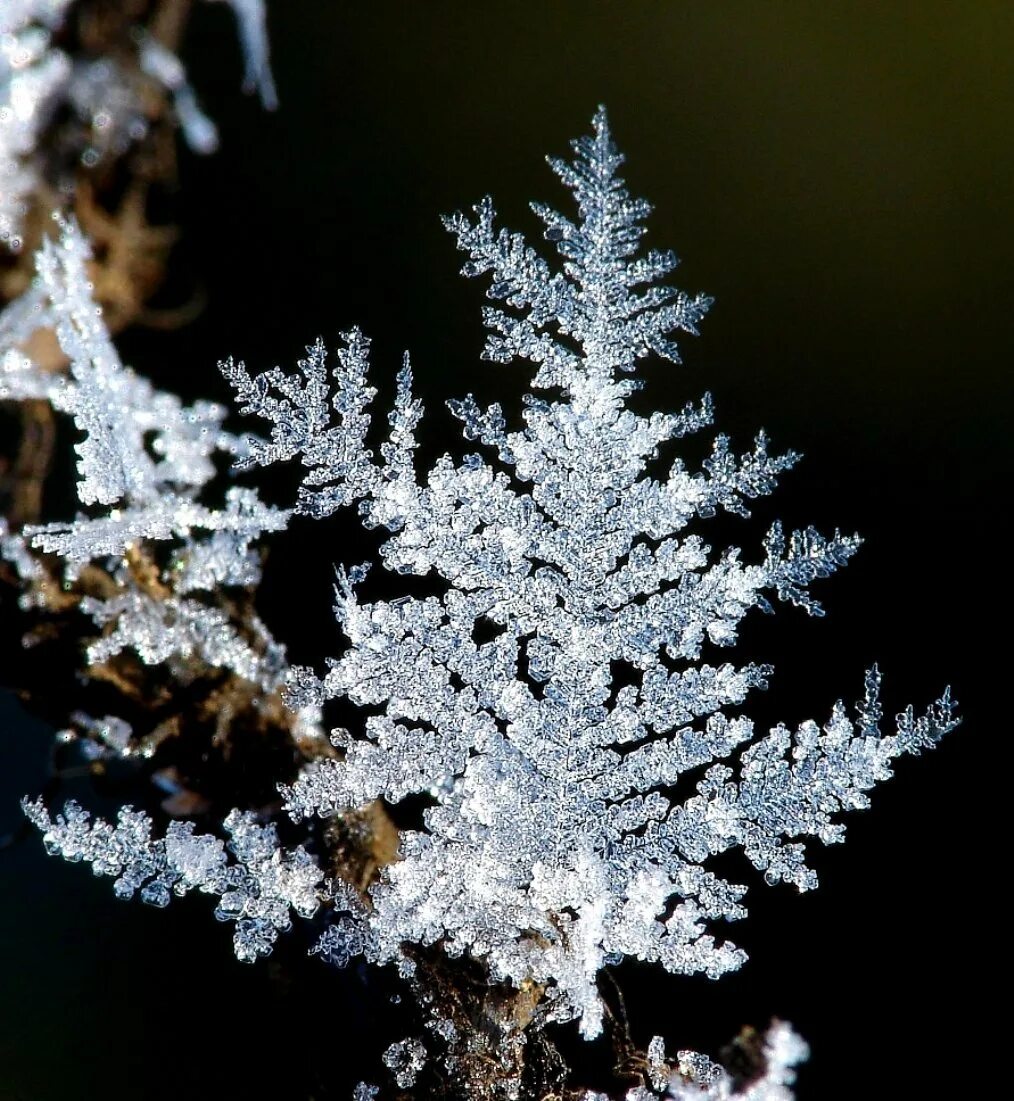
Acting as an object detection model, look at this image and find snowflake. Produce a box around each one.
[225,109,957,1037]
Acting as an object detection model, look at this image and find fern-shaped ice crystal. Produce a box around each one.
[0,219,294,694]
[222,110,957,1036]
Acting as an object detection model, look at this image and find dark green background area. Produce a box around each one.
[2,3,1009,1098]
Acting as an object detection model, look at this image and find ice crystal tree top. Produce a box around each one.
[222,109,957,1037]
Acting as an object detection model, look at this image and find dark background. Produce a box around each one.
[2,2,1010,1098]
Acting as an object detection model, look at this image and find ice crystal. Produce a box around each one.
[670,1022,808,1100]
[310,878,373,967]
[0,219,294,693]
[647,1035,671,1092]
[383,1038,428,1090]
[226,110,956,1037]
[21,797,328,962]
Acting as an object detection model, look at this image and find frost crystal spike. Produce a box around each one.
[224,109,957,1036]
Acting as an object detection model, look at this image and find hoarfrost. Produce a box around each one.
[18,110,957,1050]
[227,110,956,1037]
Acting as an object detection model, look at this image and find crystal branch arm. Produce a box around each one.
[649,668,958,891]
[21,797,332,962]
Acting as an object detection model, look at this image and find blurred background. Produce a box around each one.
[2,2,1010,1098]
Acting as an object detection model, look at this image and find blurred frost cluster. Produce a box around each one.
[1,0,274,251]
